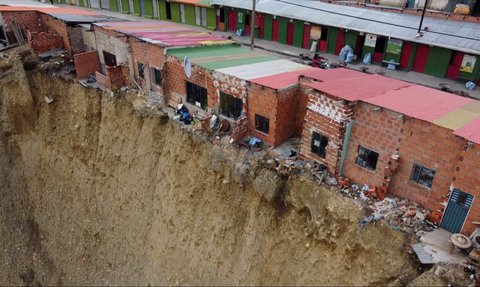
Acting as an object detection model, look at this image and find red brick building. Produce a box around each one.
[91,21,231,93]
[298,69,480,235]
[166,44,319,146]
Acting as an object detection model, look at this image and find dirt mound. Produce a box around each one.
[0,52,417,285]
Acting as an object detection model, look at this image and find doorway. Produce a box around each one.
[139,0,145,16]
[446,51,464,80]
[228,10,237,31]
[400,41,413,69]
[373,36,387,63]
[302,24,311,49]
[335,29,345,55]
[166,1,172,20]
[286,21,294,46]
[272,18,279,42]
[441,189,474,233]
[217,8,226,31]
[179,4,185,23]
[355,34,365,58]
[413,44,429,73]
[103,51,117,67]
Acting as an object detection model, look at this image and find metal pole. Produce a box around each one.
[418,0,428,34]
[250,0,256,50]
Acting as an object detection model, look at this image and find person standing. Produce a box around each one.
[50,0,54,5]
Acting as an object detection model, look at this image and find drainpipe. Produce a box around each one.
[338,120,354,177]
[250,0,256,50]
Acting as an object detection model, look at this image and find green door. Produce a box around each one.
[441,189,473,233]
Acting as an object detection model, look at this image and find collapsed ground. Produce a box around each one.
[0,48,435,285]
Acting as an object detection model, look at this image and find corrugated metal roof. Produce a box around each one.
[0,6,93,14]
[249,67,315,90]
[168,45,328,89]
[307,74,413,101]
[433,109,479,130]
[365,85,473,122]
[170,0,212,7]
[305,69,480,144]
[455,117,480,144]
[0,6,116,23]
[216,59,306,80]
[300,68,366,82]
[95,21,232,47]
[211,0,480,55]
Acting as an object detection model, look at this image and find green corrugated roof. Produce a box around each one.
[201,55,278,70]
[167,44,281,71]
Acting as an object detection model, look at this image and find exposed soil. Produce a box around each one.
[0,49,419,285]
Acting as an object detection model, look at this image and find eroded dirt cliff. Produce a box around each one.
[0,50,418,286]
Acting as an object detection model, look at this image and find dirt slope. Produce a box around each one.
[0,51,417,286]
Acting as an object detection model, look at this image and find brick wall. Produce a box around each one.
[247,84,278,145]
[27,30,64,52]
[296,78,312,136]
[163,56,216,115]
[275,85,300,145]
[212,70,248,140]
[164,55,251,140]
[453,143,480,234]
[74,51,100,79]
[130,40,166,93]
[41,14,71,52]
[96,71,111,90]
[299,87,353,174]
[342,103,403,187]
[1,11,44,43]
[389,118,461,211]
[96,66,128,91]
[108,66,128,90]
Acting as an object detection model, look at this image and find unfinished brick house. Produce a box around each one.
[166,44,321,146]
[0,8,62,52]
[0,6,112,53]
[91,20,230,92]
[298,69,480,235]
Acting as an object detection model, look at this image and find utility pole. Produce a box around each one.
[250,0,256,50]
[418,0,428,35]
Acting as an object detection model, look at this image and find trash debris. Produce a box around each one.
[210,115,219,129]
[248,137,263,149]
[176,104,192,125]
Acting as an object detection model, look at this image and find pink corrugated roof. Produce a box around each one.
[0,6,96,15]
[249,67,314,89]
[306,69,480,144]
[300,68,365,82]
[308,74,413,101]
[365,85,474,122]
[97,21,230,47]
[454,117,480,144]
